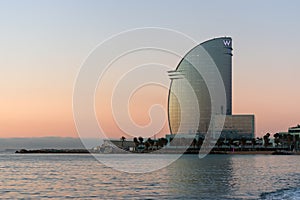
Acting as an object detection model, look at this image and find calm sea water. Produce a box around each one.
[0,153,300,199]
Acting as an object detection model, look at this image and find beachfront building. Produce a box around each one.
[276,125,300,140]
[287,125,300,150]
[274,125,300,150]
[288,125,300,137]
[168,37,255,140]
[217,115,255,139]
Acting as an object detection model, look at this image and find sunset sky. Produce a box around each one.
[1,0,300,139]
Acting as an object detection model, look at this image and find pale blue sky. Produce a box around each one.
[0,0,299,137]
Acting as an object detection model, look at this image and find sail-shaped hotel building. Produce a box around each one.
[168,37,254,139]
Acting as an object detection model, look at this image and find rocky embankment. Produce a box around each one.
[15,149,90,154]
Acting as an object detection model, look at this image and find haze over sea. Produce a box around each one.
[1,153,299,199]
[1,1,300,199]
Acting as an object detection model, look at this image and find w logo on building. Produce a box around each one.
[223,40,231,47]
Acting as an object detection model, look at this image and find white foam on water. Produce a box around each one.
[261,188,300,200]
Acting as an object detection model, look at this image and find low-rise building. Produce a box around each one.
[275,125,300,150]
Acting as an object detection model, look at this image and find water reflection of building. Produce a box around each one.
[168,37,255,139]
[165,155,235,198]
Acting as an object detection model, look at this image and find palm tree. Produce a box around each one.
[133,137,139,151]
[138,136,144,144]
[229,138,234,149]
[263,133,271,147]
[216,139,224,149]
[192,138,197,149]
[120,136,126,148]
[144,140,150,150]
[196,138,203,148]
[287,134,292,150]
[161,138,168,147]
[157,138,162,148]
[147,138,154,150]
[273,133,280,148]
[155,138,168,149]
[240,137,246,150]
[251,138,256,149]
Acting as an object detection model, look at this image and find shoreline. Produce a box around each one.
[15,149,300,155]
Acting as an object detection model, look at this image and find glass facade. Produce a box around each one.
[168,37,232,135]
[168,59,211,134]
[168,37,255,139]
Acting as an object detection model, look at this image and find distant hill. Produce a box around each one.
[0,137,102,151]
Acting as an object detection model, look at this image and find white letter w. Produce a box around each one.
[223,40,231,47]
